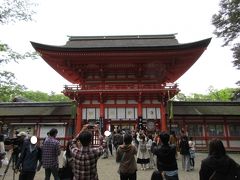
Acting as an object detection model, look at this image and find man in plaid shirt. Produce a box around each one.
[42,128,61,180]
[70,124,104,180]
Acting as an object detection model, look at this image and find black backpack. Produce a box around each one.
[210,161,240,180]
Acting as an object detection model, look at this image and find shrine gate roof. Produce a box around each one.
[30,34,211,84]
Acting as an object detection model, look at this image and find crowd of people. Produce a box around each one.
[0,125,239,180]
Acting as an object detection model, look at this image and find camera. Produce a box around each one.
[4,137,22,146]
[88,125,95,129]
[88,119,96,129]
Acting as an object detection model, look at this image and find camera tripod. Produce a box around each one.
[2,148,19,180]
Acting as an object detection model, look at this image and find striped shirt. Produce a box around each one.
[42,137,60,168]
[70,145,103,180]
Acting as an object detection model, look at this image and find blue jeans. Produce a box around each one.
[45,167,60,180]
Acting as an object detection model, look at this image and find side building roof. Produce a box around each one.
[170,101,240,116]
[0,101,240,117]
[0,102,73,117]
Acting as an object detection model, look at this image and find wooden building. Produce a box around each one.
[0,101,239,150]
[170,101,240,151]
[0,102,74,146]
[31,34,211,133]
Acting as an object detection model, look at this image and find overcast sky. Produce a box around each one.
[1,0,240,95]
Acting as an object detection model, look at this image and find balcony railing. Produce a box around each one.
[64,83,178,92]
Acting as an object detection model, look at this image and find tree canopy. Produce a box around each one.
[0,0,36,25]
[0,0,37,63]
[0,0,37,97]
[173,86,240,101]
[212,0,240,84]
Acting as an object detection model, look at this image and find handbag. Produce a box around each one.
[59,158,73,180]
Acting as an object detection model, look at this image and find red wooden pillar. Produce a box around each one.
[137,102,142,117]
[100,102,105,132]
[100,103,104,118]
[76,104,82,134]
[224,118,230,148]
[137,94,143,129]
[203,119,208,149]
[160,102,167,132]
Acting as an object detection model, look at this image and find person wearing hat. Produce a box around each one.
[17,131,28,138]
[16,136,42,180]
[12,131,29,168]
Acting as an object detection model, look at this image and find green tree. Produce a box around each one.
[21,91,70,102]
[212,0,240,84]
[0,0,36,24]
[208,86,235,101]
[0,0,37,63]
[172,93,187,101]
[0,71,26,102]
[48,91,71,102]
[0,0,37,101]
[173,86,239,102]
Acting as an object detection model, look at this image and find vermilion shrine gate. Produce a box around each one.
[31,34,211,133]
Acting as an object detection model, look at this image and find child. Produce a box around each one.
[189,137,196,170]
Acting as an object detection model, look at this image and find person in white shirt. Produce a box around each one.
[188,137,196,170]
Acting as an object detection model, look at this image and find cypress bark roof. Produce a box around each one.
[171,101,240,116]
[0,102,72,116]
[0,101,239,117]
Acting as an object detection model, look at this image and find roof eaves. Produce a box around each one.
[30,38,211,53]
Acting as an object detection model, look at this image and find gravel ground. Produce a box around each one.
[0,151,239,180]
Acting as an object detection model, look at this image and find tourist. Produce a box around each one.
[179,135,190,171]
[13,131,29,168]
[146,134,155,169]
[136,132,149,170]
[188,137,196,170]
[107,132,113,156]
[0,134,5,170]
[116,132,137,180]
[43,131,50,145]
[102,134,109,159]
[16,136,42,180]
[151,170,163,180]
[42,128,61,180]
[169,131,178,147]
[113,129,124,152]
[63,142,73,166]
[69,124,104,180]
[60,141,73,180]
[169,131,179,158]
[152,132,179,180]
[131,131,139,149]
[199,139,240,180]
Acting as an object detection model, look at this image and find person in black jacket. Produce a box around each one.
[199,139,240,180]
[152,132,179,180]
[179,135,190,171]
[16,136,42,180]
[113,129,123,151]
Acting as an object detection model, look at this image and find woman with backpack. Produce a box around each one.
[136,132,149,170]
[179,135,190,172]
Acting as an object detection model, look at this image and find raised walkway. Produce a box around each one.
[0,152,239,180]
